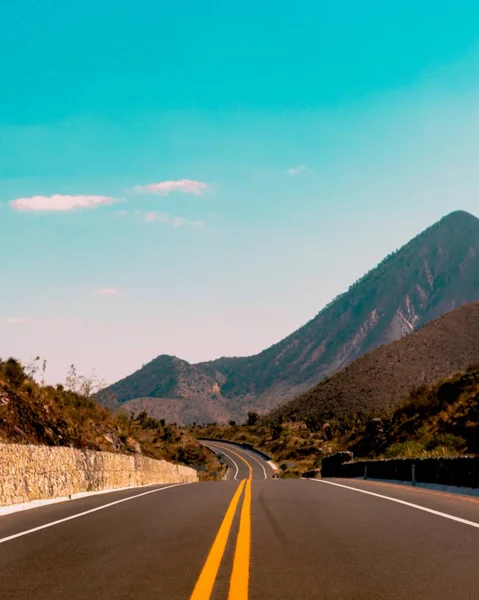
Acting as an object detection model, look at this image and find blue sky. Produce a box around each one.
[2,1,479,384]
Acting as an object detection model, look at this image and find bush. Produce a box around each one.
[425,433,466,452]
[2,358,26,388]
[384,441,427,458]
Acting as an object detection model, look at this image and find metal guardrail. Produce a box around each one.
[198,438,273,462]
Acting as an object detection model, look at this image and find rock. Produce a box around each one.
[126,437,141,454]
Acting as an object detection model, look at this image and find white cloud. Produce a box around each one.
[143,211,204,228]
[97,287,121,296]
[3,317,75,327]
[120,209,204,228]
[9,194,116,212]
[286,165,310,176]
[4,317,32,324]
[131,179,208,196]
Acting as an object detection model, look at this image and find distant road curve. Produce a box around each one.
[0,440,478,599]
[200,439,274,480]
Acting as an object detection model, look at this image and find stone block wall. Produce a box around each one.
[0,443,198,506]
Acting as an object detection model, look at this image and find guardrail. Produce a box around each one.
[321,452,479,489]
[198,438,273,462]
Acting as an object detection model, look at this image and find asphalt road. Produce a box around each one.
[1,441,478,600]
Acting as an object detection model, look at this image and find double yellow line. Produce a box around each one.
[190,449,253,600]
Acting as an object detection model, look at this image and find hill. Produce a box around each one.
[98,210,479,424]
[194,363,479,477]
[271,300,479,426]
[98,355,233,425]
[0,358,222,479]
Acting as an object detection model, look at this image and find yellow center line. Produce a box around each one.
[190,445,254,600]
[190,480,246,600]
[228,477,252,600]
[216,445,254,480]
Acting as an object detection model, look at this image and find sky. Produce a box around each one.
[2,1,479,385]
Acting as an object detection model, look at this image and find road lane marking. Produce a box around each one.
[222,463,230,481]
[0,483,193,545]
[201,443,240,480]
[312,480,479,530]
[190,480,246,600]
[228,477,252,600]
[228,446,268,480]
[210,444,253,480]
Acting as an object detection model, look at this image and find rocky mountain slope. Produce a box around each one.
[98,210,479,424]
[0,358,222,479]
[99,355,232,424]
[270,299,479,426]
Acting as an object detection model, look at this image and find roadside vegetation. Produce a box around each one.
[0,357,224,481]
[2,355,477,480]
[193,366,479,477]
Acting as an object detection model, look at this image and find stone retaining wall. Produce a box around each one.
[0,443,198,506]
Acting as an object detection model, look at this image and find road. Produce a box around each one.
[1,440,478,599]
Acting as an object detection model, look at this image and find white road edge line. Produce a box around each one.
[215,443,268,480]
[0,482,193,545]
[202,443,239,481]
[311,480,479,530]
[222,462,229,481]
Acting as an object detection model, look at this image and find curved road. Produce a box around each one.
[1,440,478,599]
[201,440,276,480]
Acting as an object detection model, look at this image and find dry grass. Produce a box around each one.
[0,358,223,481]
[194,366,479,477]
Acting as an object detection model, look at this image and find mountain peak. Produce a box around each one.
[433,210,479,231]
[441,209,477,222]
[99,211,479,424]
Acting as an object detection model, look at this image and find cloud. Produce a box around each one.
[3,317,75,327]
[143,211,204,228]
[131,179,208,196]
[9,194,116,212]
[4,317,32,324]
[97,287,121,296]
[120,209,204,228]
[286,165,310,176]
[145,210,169,223]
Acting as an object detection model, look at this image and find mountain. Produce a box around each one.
[98,355,232,425]
[98,210,479,424]
[270,299,479,426]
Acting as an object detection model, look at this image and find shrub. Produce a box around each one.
[2,358,26,388]
[424,433,466,452]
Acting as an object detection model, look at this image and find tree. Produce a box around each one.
[24,356,40,379]
[247,412,259,426]
[64,364,106,397]
[2,358,26,388]
[41,359,47,386]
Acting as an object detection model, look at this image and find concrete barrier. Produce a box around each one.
[0,443,198,507]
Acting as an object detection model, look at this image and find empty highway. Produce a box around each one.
[1,440,478,599]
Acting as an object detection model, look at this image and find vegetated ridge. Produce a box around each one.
[195,364,479,477]
[271,299,479,427]
[98,210,479,424]
[0,358,222,480]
